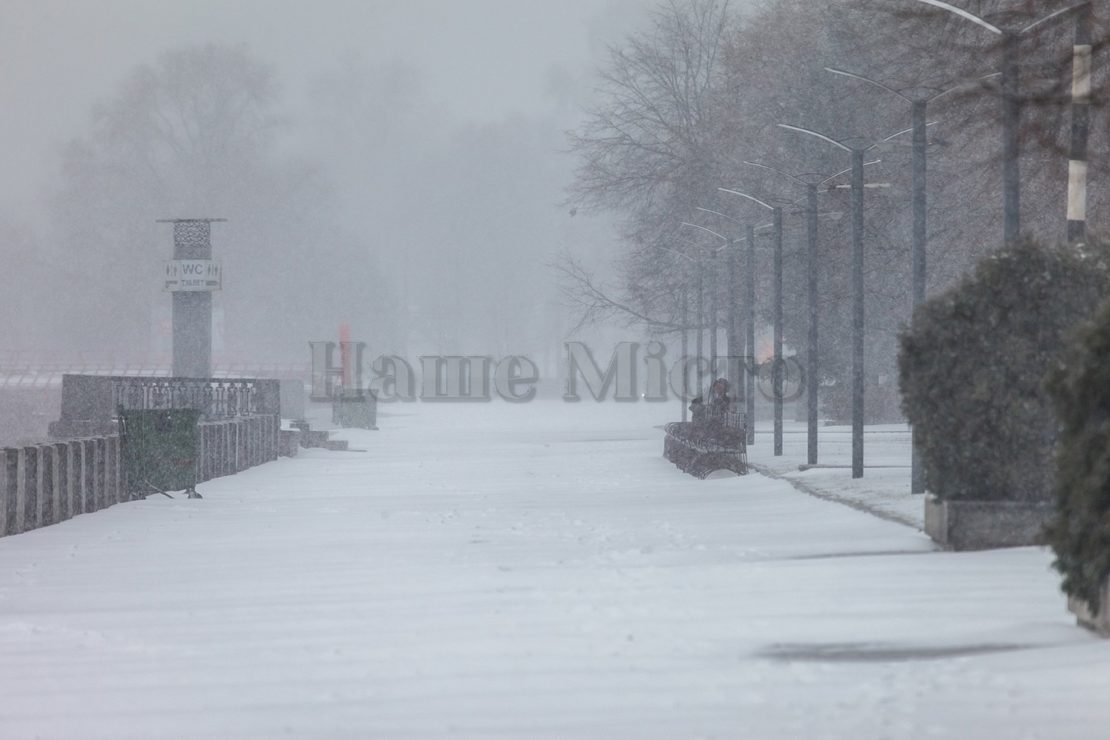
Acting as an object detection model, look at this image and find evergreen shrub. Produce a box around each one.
[1044,295,1110,614]
[898,239,1110,502]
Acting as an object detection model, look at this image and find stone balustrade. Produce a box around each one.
[1,413,282,538]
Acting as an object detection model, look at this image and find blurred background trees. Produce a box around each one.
[46,43,330,360]
[565,0,1105,421]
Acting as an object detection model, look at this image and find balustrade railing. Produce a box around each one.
[52,375,280,435]
[111,377,279,420]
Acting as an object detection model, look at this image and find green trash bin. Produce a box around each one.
[119,408,201,498]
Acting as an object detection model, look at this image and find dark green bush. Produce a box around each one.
[899,239,1110,502]
[1044,297,1110,615]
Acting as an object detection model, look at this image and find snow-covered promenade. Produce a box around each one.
[1,402,1107,739]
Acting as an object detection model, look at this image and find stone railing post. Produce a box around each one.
[38,445,54,527]
[20,447,38,532]
[54,442,70,522]
[94,438,106,510]
[81,439,95,513]
[106,436,120,506]
[1,448,18,535]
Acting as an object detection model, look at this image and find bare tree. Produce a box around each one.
[562,0,734,331]
[869,0,1108,242]
[562,0,1105,419]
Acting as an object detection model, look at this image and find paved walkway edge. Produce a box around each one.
[748,462,929,534]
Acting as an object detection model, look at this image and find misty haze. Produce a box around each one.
[2,1,1110,738]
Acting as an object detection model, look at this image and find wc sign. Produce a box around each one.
[164,260,222,292]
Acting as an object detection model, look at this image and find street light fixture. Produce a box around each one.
[694,207,762,445]
[825,69,987,306]
[680,223,730,398]
[738,159,878,467]
[694,207,747,402]
[909,0,1090,243]
[775,124,898,479]
[824,67,986,493]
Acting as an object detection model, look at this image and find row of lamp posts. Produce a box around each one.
[680,143,888,481]
[670,0,1092,487]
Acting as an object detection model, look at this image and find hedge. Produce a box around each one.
[898,239,1110,502]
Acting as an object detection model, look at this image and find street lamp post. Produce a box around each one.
[716,188,785,456]
[805,180,818,462]
[726,239,739,392]
[659,244,700,420]
[911,0,1090,244]
[670,235,728,406]
[681,287,689,423]
[777,125,881,479]
[695,208,743,394]
[692,207,772,449]
[778,123,923,478]
[678,239,706,395]
[745,224,757,446]
[697,266,704,393]
[825,69,986,310]
[850,146,865,478]
[740,165,815,465]
[824,68,983,492]
[682,222,730,377]
[739,160,883,467]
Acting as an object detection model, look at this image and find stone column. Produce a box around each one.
[1,448,18,535]
[54,443,70,521]
[162,219,224,378]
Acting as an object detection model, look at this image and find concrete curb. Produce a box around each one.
[748,462,927,534]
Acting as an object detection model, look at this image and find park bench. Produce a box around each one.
[663,407,748,478]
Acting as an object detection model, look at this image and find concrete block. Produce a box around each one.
[924,493,1054,550]
[1069,584,1110,636]
[58,374,114,424]
[279,379,306,421]
[301,430,331,448]
[279,429,301,457]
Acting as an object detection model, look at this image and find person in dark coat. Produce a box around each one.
[707,377,731,416]
[689,395,706,424]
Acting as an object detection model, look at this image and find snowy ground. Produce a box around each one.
[1,400,1108,739]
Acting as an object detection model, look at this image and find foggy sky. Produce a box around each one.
[0,0,677,365]
[0,0,648,219]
